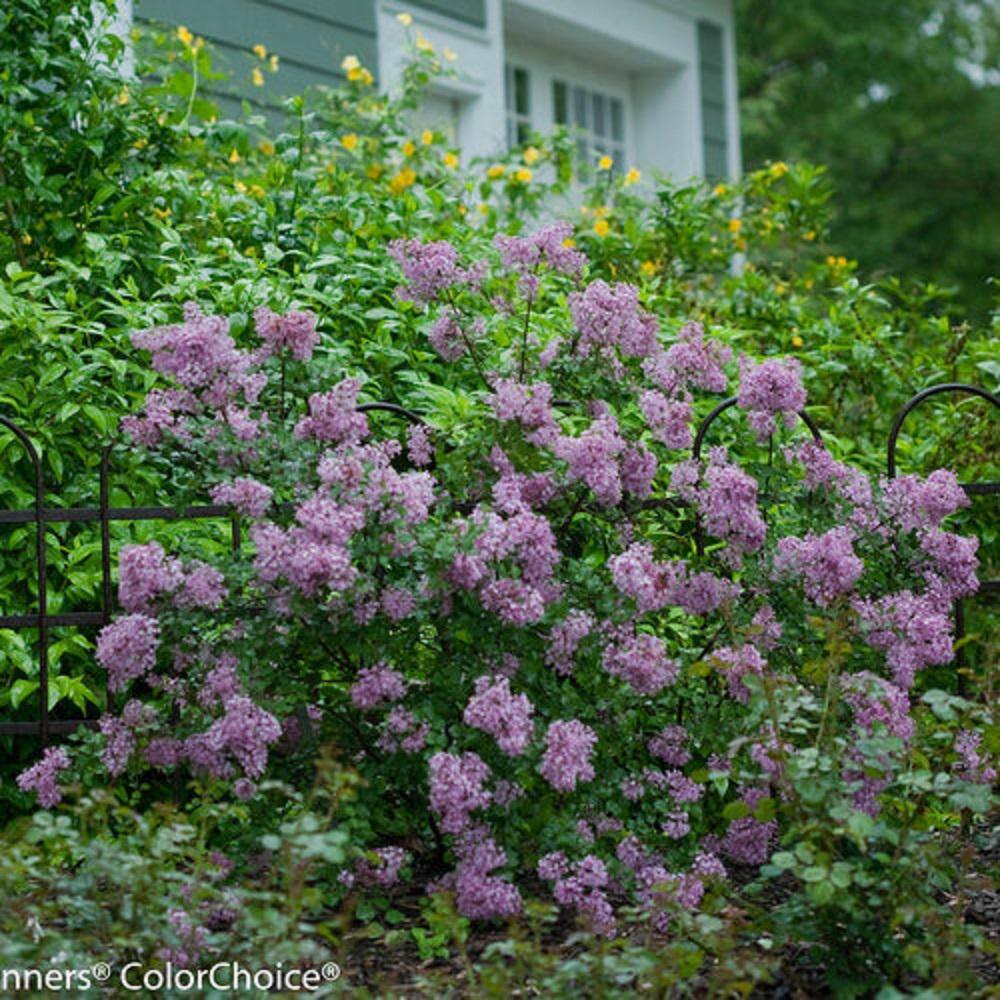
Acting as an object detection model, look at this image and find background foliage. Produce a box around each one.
[736,0,1000,318]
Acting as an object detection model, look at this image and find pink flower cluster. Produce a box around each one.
[609,543,739,616]
[442,827,523,919]
[736,356,807,442]
[713,644,767,703]
[96,613,160,692]
[428,751,492,834]
[643,321,731,397]
[122,303,267,448]
[602,629,679,696]
[569,280,659,359]
[672,448,766,565]
[388,239,484,304]
[538,852,616,937]
[773,526,863,606]
[340,847,409,889]
[210,477,273,518]
[463,675,535,756]
[954,730,996,785]
[253,307,319,361]
[884,469,968,532]
[118,541,225,614]
[853,591,953,689]
[16,746,70,808]
[545,610,594,676]
[647,724,691,766]
[350,663,406,710]
[538,719,597,792]
[294,378,370,444]
[494,222,586,277]
[721,789,776,865]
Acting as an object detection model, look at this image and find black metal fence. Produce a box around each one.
[0,384,996,745]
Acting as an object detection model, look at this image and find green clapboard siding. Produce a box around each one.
[697,20,728,181]
[411,0,486,27]
[137,0,377,106]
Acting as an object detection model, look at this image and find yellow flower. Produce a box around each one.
[132,137,148,149]
[116,88,129,106]
[249,184,266,198]
[487,164,505,179]
[804,277,815,289]
[477,202,490,214]
[191,36,205,53]
[269,54,279,72]
[21,233,32,245]
[402,140,416,157]
[234,180,248,194]
[734,237,747,251]
[443,151,459,170]
[416,34,434,52]
[176,25,193,47]
[396,12,413,26]
[341,133,359,151]
[443,47,457,61]
[228,148,240,163]
[421,129,435,146]
[713,183,727,197]
[358,68,373,85]
[640,260,657,276]
[826,255,837,267]
[804,230,816,241]
[251,67,265,86]
[258,140,275,155]
[252,43,267,60]
[624,168,641,185]
[837,256,848,267]
[341,55,361,73]
[728,217,742,234]
[457,203,467,215]
[769,161,789,178]
[366,163,384,180]
[593,218,610,237]
[523,146,540,165]
[791,335,804,348]
[514,167,533,183]
[597,155,613,171]
[389,168,417,193]
[562,237,576,248]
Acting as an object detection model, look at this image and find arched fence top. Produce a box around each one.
[886,382,1000,488]
[692,397,823,461]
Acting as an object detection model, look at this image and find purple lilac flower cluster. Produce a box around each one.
[736,356,807,442]
[16,746,71,808]
[538,852,616,937]
[387,239,485,304]
[538,719,597,792]
[463,675,535,756]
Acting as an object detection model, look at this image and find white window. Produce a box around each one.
[553,80,626,172]
[504,64,531,147]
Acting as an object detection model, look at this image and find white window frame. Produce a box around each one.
[552,78,627,172]
[504,63,532,148]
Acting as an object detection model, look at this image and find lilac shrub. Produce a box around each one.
[19,227,992,939]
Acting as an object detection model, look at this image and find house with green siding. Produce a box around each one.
[129,0,739,181]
